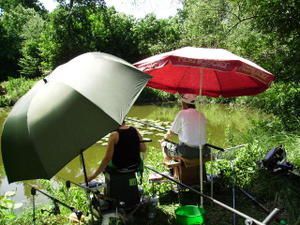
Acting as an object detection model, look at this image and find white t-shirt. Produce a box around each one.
[170,108,206,147]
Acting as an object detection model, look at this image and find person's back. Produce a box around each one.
[112,126,141,169]
[160,94,209,181]
[161,94,207,161]
[87,122,146,182]
[173,108,206,147]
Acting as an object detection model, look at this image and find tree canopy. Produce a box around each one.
[0,0,299,83]
[0,0,299,130]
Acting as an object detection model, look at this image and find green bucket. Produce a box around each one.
[175,205,205,225]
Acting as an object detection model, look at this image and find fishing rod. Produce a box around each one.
[79,150,95,223]
[213,145,286,225]
[65,179,117,203]
[238,188,271,213]
[29,185,83,225]
[238,188,287,224]
[145,165,281,225]
[65,179,120,220]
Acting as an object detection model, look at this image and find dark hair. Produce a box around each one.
[187,103,196,109]
[182,102,196,109]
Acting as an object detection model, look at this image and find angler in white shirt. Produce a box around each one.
[161,94,209,162]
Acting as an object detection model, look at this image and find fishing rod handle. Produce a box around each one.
[66,180,71,189]
[31,187,37,195]
[73,210,83,221]
[205,143,224,152]
[140,138,152,143]
[262,208,281,224]
[66,179,92,191]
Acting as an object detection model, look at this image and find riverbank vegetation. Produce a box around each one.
[0,0,299,132]
[1,103,300,225]
[0,0,299,224]
[1,114,299,224]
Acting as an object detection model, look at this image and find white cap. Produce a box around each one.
[181,94,197,105]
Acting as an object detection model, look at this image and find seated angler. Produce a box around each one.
[88,120,146,181]
[160,94,210,180]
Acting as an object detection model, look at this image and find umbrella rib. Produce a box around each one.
[176,70,185,91]
[24,92,52,180]
[176,67,190,93]
[28,129,54,180]
[214,70,223,97]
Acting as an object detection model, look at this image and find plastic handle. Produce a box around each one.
[262,208,281,224]
[205,143,224,152]
[141,138,152,142]
[66,180,71,189]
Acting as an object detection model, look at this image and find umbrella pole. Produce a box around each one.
[232,161,237,225]
[210,149,214,205]
[31,187,36,225]
[200,145,203,207]
[80,150,95,223]
[80,150,89,187]
[199,68,204,207]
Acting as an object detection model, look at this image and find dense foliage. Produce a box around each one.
[0,0,298,132]
[0,77,37,106]
[237,82,300,131]
[0,2,299,224]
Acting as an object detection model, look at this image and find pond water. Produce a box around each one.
[0,103,263,211]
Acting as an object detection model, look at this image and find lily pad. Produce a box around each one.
[13,203,23,209]
[4,191,16,197]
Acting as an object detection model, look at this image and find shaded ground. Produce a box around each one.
[128,170,300,225]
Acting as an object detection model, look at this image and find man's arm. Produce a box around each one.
[87,132,117,181]
[163,129,177,141]
[164,111,181,140]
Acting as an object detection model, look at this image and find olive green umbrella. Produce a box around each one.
[1,52,151,183]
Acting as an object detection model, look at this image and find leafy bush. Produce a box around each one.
[0,191,23,225]
[237,82,300,132]
[222,118,300,187]
[136,87,176,104]
[13,180,89,225]
[39,179,90,216]
[212,119,300,225]
[0,77,37,106]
